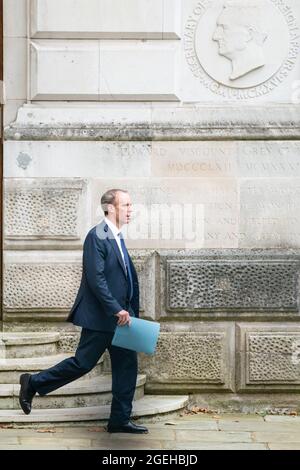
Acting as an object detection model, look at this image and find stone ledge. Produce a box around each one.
[4,104,300,141]
[0,332,60,345]
[0,395,190,423]
[0,374,146,398]
[0,354,103,384]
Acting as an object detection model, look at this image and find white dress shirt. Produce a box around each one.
[104,216,126,269]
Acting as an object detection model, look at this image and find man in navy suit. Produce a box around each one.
[19,189,148,434]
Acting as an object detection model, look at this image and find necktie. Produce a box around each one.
[118,233,133,302]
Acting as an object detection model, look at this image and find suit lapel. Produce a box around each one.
[96,220,127,278]
[109,236,128,279]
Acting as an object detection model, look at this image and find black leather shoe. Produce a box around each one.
[19,373,36,415]
[107,421,148,434]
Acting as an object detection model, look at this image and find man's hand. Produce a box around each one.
[115,310,131,326]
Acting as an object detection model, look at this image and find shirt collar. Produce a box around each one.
[104,216,122,239]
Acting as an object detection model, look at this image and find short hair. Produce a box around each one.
[100,189,128,216]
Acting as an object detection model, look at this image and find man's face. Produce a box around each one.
[113,191,132,227]
[213,10,250,58]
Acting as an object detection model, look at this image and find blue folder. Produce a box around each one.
[112,317,160,355]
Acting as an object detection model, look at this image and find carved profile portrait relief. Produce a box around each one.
[212,0,268,80]
[190,0,293,92]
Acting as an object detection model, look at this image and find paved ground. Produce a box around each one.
[0,413,300,450]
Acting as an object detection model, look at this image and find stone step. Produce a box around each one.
[0,395,189,423]
[0,374,146,409]
[0,332,61,358]
[0,354,104,383]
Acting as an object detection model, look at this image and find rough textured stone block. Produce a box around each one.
[160,253,300,317]
[140,325,234,392]
[3,251,151,319]
[58,332,80,353]
[237,324,300,391]
[3,261,82,313]
[4,178,88,249]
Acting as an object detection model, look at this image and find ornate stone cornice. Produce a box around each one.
[5,104,300,141]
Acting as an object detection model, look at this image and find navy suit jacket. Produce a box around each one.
[67,220,139,332]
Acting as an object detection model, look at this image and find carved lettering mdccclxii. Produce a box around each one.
[167,260,299,311]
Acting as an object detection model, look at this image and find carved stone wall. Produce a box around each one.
[3,0,300,410]
[58,332,81,353]
[166,258,299,313]
[139,326,235,392]
[2,251,152,322]
[159,250,300,320]
[4,262,82,312]
[4,179,88,249]
[237,324,300,391]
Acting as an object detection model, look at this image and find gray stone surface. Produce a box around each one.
[165,258,299,313]
[0,374,146,409]
[140,325,234,392]
[0,395,189,423]
[3,0,300,417]
[57,332,80,353]
[4,104,300,141]
[151,141,300,178]
[3,260,82,314]
[237,324,300,391]
[240,178,300,248]
[0,332,60,358]
[158,249,300,319]
[4,178,88,249]
[0,354,103,384]
[90,177,238,249]
[185,392,300,414]
[3,250,153,320]
[1,412,300,450]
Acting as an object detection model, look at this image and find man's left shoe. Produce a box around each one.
[107,421,148,434]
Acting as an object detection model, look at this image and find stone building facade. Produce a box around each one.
[2,0,300,413]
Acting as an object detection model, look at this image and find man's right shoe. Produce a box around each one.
[19,373,36,415]
[107,421,149,434]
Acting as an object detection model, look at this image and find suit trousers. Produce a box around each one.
[30,328,138,426]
